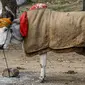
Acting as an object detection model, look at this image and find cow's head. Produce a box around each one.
[0,19,23,49]
[0,27,12,49]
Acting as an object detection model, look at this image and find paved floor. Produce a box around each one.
[0,71,85,85]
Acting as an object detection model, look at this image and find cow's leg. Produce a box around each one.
[39,52,47,83]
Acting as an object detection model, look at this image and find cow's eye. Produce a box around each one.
[4,28,8,32]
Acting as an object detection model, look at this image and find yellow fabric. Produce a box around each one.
[0,18,12,28]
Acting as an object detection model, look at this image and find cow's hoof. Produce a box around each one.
[39,77,45,83]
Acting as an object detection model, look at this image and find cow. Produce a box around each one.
[1,9,85,82]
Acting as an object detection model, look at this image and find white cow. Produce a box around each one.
[0,27,11,49]
[0,20,47,83]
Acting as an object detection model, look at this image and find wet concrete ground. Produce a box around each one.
[0,71,85,85]
[0,72,39,85]
[0,50,85,85]
[0,47,85,85]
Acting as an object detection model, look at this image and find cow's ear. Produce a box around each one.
[13,19,20,24]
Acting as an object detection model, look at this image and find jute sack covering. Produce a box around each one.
[23,9,85,54]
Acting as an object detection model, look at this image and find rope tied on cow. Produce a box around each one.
[0,18,12,28]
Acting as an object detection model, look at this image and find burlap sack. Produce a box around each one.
[23,9,85,54]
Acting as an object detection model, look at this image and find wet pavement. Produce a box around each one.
[0,72,39,85]
[0,71,85,85]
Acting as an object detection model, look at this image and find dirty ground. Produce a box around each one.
[0,50,85,85]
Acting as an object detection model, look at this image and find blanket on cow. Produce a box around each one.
[23,9,85,54]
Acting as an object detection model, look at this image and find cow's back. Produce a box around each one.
[49,11,85,49]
